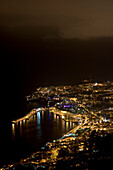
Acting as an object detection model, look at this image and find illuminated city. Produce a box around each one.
[1,1,113,169]
[2,80,113,169]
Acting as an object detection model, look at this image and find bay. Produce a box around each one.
[0,101,75,167]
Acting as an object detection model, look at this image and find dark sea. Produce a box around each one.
[0,99,75,168]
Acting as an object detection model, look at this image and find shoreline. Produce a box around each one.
[6,106,86,169]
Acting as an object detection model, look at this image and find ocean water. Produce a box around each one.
[0,101,75,167]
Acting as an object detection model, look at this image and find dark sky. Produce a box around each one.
[1,0,113,113]
[1,0,113,38]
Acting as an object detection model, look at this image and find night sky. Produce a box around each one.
[1,0,113,116]
[1,0,113,38]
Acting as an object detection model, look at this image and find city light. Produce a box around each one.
[7,80,113,169]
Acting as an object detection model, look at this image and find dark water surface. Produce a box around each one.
[0,102,75,167]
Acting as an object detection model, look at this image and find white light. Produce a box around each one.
[95,82,98,86]
[62,115,65,119]
[37,108,41,111]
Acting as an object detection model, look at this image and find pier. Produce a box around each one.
[11,108,46,124]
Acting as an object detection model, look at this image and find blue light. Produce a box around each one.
[37,112,41,124]
[48,113,51,120]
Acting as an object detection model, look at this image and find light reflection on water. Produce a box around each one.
[12,124,15,140]
[62,119,65,131]
[11,110,77,164]
[66,121,69,130]
[54,113,56,119]
[34,114,36,122]
[12,112,77,138]
[37,112,41,124]
[20,121,22,136]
